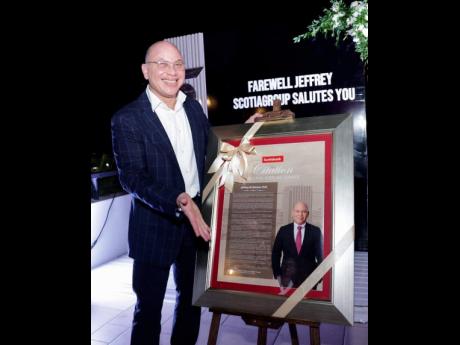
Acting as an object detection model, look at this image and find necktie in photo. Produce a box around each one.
[296,226,302,254]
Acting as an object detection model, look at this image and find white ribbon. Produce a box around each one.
[202,122,263,200]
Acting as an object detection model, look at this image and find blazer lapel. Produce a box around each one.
[137,94,181,172]
[300,224,312,254]
[287,223,299,254]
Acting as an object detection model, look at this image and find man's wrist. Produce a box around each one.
[176,192,187,208]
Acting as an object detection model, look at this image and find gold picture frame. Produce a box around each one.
[194,114,354,325]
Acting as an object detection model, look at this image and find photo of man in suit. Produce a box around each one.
[271,201,323,294]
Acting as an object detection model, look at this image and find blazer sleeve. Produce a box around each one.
[314,227,323,264]
[271,228,283,278]
[111,111,184,218]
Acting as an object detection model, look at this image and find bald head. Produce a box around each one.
[292,201,309,225]
[293,201,308,212]
[145,41,182,63]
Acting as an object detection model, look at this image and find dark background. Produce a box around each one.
[204,29,365,125]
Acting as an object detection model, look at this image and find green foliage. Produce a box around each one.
[293,0,368,63]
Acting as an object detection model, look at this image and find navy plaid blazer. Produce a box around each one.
[111,91,210,267]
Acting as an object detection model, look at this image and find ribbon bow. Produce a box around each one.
[202,122,263,200]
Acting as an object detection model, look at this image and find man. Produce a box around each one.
[112,40,262,345]
[271,201,323,291]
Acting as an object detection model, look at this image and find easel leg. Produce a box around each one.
[257,326,267,345]
[309,322,320,345]
[207,311,222,345]
[288,323,299,345]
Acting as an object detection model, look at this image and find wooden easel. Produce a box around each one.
[207,307,320,345]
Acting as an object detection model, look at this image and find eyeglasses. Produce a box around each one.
[145,60,185,71]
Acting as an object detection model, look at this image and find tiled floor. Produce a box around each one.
[91,252,368,345]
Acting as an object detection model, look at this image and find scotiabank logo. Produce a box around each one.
[262,156,284,163]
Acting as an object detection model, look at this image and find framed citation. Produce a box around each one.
[194,114,355,325]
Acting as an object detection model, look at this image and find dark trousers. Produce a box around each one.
[130,231,201,345]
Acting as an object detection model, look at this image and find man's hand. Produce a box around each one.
[177,193,211,242]
[276,276,293,296]
[276,276,283,288]
[276,276,293,288]
[245,112,264,123]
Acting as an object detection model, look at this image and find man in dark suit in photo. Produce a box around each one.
[271,201,323,293]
